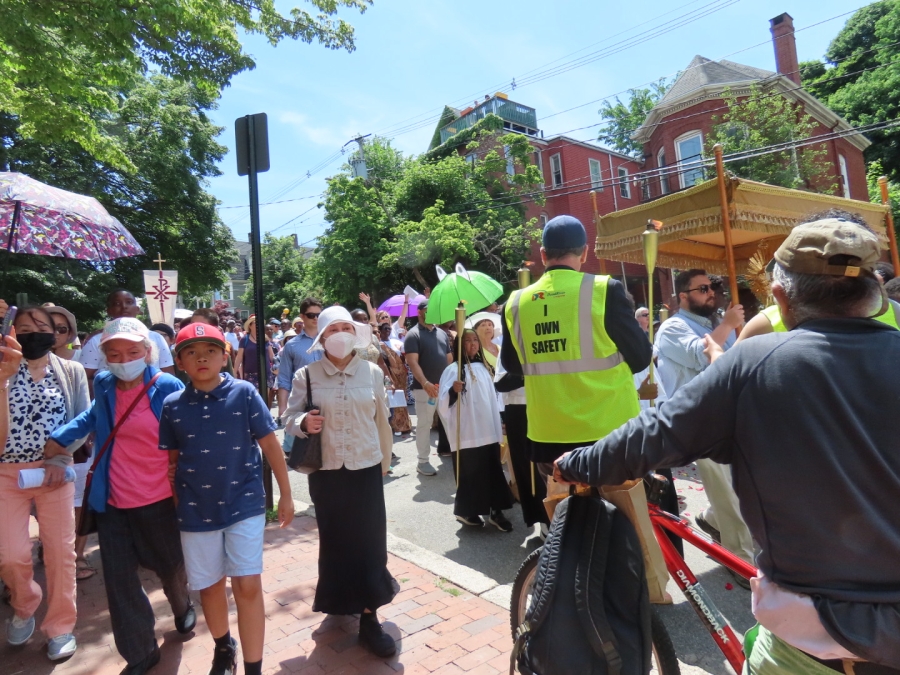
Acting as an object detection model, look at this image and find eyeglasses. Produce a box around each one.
[54,325,70,335]
[687,285,714,294]
[303,312,321,319]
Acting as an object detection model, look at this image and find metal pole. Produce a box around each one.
[713,144,741,338]
[878,176,900,271]
[247,115,274,509]
[643,221,660,407]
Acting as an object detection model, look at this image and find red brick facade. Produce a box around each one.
[641,104,869,203]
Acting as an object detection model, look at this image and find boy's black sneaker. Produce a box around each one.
[358,613,396,658]
[487,510,513,532]
[208,636,238,675]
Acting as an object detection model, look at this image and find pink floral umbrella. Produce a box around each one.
[0,172,145,261]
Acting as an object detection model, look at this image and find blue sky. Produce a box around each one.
[210,0,869,245]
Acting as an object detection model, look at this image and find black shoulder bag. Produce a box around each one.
[288,368,323,474]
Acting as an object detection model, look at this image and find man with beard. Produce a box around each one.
[654,269,755,586]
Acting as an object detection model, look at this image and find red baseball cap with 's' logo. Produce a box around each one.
[174,323,227,354]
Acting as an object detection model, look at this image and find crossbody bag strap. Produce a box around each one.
[305,367,314,410]
[86,372,162,477]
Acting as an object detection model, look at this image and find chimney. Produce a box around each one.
[770,13,800,86]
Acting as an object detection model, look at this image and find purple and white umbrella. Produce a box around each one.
[377,293,427,317]
[0,172,144,261]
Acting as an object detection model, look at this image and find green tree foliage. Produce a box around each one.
[867,160,900,245]
[0,75,236,323]
[242,233,321,319]
[0,0,370,168]
[705,86,835,193]
[802,1,900,181]
[312,126,544,307]
[597,80,671,156]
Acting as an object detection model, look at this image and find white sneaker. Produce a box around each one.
[7,614,35,645]
[539,523,550,540]
[47,633,77,660]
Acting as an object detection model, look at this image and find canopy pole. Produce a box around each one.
[591,191,609,275]
[455,303,466,490]
[713,145,740,336]
[878,176,900,271]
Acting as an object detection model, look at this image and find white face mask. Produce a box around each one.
[323,332,357,359]
[107,357,147,382]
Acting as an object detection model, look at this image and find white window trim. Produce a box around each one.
[539,214,549,227]
[657,148,668,195]
[589,158,603,191]
[504,145,515,176]
[550,153,563,187]
[838,154,851,199]
[618,167,631,199]
[675,131,704,189]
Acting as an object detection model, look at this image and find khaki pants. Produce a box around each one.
[695,458,755,564]
[0,461,77,638]
[413,389,436,464]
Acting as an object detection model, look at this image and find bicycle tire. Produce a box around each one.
[509,548,681,675]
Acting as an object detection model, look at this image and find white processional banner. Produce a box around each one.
[143,270,179,327]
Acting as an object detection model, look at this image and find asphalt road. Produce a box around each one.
[276,406,755,675]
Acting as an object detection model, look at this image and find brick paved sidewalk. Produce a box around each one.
[4,516,512,675]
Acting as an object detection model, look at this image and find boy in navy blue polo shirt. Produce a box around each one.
[159,323,294,675]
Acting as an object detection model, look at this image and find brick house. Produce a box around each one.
[429,12,871,306]
[633,13,869,202]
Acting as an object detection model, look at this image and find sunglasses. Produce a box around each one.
[303,312,321,319]
[54,324,70,335]
[687,285,714,294]
[637,313,649,318]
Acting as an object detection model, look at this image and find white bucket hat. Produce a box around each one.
[307,306,372,353]
[465,311,501,333]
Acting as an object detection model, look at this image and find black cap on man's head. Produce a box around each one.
[542,215,587,249]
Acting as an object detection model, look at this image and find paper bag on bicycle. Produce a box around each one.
[600,480,669,605]
[543,476,590,521]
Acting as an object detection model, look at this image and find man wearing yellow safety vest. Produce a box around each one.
[500,215,652,482]
[735,210,900,344]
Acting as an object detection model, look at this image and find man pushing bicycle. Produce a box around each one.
[554,212,900,674]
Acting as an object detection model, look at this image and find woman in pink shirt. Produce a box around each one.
[47,318,195,675]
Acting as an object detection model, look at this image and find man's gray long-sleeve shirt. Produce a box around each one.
[557,318,900,667]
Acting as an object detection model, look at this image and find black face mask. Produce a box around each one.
[18,332,56,360]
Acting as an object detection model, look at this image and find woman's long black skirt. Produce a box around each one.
[453,442,514,517]
[308,464,399,615]
[503,404,550,527]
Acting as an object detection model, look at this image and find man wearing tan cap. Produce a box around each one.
[554,214,900,673]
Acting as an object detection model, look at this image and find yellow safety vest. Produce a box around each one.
[761,300,900,332]
[505,269,640,444]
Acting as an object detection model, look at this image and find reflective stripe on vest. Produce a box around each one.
[509,274,625,375]
[763,301,900,331]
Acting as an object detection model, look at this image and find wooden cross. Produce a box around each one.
[153,253,166,273]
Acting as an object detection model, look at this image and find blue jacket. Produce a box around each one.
[51,366,185,513]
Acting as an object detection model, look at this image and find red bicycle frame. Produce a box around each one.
[648,503,758,673]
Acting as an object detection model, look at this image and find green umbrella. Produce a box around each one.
[425,263,504,325]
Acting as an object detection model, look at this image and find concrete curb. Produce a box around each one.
[293,502,510,609]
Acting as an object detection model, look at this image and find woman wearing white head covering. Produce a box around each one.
[282,306,398,658]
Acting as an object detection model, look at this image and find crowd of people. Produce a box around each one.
[0,208,898,674]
